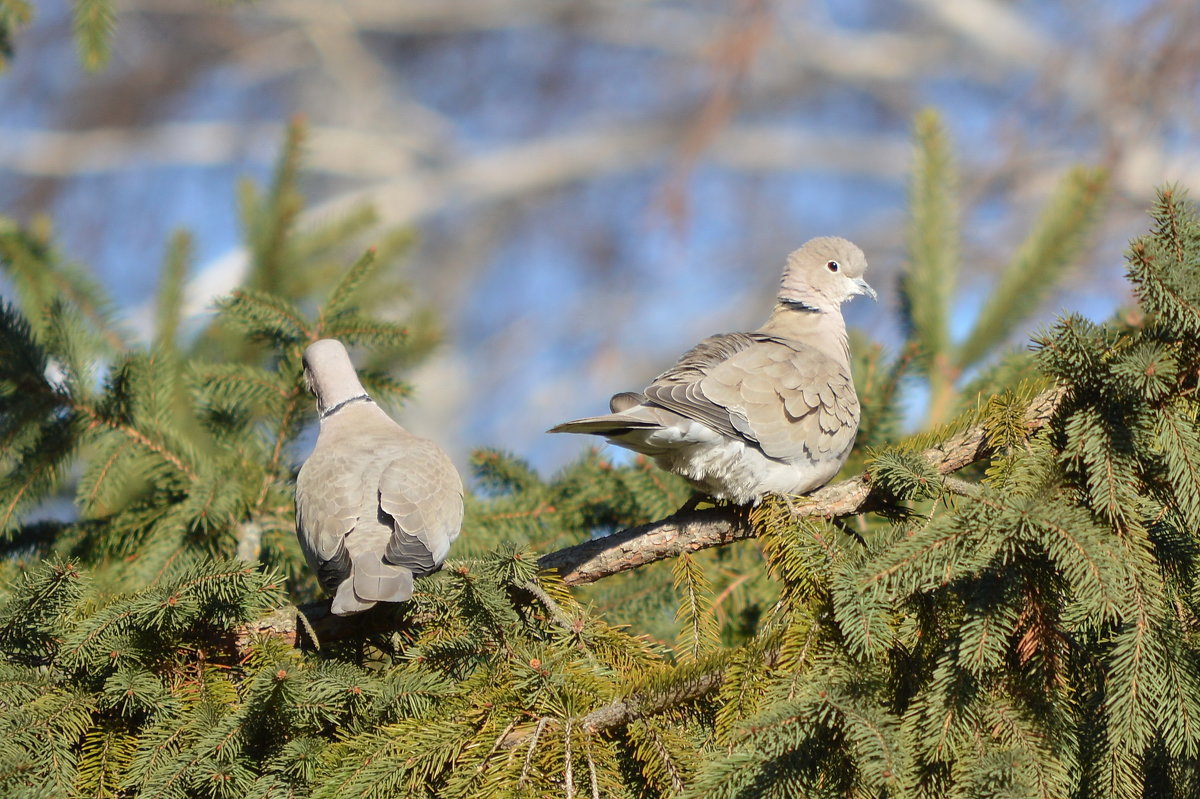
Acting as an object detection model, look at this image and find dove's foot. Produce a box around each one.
[673,491,711,517]
[829,515,867,546]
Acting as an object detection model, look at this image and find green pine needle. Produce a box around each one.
[956,166,1109,370]
[901,108,959,371]
[72,0,115,71]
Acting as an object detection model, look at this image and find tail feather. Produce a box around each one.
[331,578,376,615]
[350,554,417,597]
[548,414,661,436]
[610,392,646,412]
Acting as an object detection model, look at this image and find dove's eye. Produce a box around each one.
[826,261,840,272]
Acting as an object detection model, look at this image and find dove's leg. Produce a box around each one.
[829,516,867,546]
[673,491,709,516]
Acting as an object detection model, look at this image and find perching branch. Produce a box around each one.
[500,666,728,750]
[498,648,785,750]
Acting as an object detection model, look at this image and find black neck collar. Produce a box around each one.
[779,299,822,313]
[320,393,373,419]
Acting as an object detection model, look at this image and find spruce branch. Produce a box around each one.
[942,476,981,497]
[0,229,125,352]
[72,399,198,482]
[71,0,114,71]
[954,166,1108,371]
[497,648,786,751]
[499,664,726,750]
[537,504,756,587]
[154,231,191,352]
[901,108,959,372]
[575,669,727,736]
[517,579,577,635]
[254,382,307,509]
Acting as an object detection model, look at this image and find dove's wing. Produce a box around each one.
[295,449,363,594]
[378,439,465,577]
[644,333,859,461]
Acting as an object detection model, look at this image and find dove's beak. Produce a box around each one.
[853,277,877,301]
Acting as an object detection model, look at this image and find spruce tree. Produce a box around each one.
[4,109,1200,799]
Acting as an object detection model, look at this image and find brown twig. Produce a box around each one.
[498,646,783,750]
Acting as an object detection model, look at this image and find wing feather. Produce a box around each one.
[379,441,464,577]
[295,452,364,593]
[642,332,859,462]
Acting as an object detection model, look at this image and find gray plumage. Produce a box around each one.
[295,339,463,615]
[549,236,874,505]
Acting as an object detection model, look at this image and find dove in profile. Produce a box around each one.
[549,236,874,506]
[295,339,463,615]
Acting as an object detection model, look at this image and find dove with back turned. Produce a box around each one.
[295,339,463,615]
[549,236,875,505]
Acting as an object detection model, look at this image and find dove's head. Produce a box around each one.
[302,339,369,415]
[777,236,875,312]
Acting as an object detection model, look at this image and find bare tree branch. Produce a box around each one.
[110,122,909,336]
[499,663,734,750]
[496,644,785,750]
[905,0,1051,65]
[0,123,424,177]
